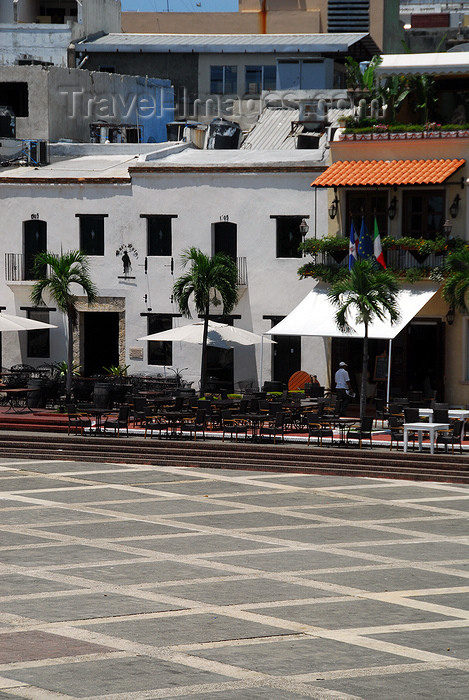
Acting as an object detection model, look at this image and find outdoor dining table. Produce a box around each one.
[85,407,112,435]
[419,408,469,423]
[404,422,450,454]
[1,387,40,413]
[236,413,270,441]
[325,417,359,446]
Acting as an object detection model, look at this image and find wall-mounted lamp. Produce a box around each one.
[328,194,339,220]
[443,219,453,237]
[446,307,455,326]
[299,218,309,236]
[387,196,397,220]
[449,194,461,219]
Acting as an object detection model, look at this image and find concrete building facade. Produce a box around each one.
[0,64,173,144]
[122,0,402,54]
[0,0,121,67]
[0,144,330,392]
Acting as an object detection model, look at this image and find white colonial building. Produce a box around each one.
[0,141,330,391]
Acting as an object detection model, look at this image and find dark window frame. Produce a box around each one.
[147,314,173,366]
[245,65,276,94]
[210,65,238,95]
[76,214,107,256]
[272,215,306,259]
[26,309,50,358]
[346,190,389,239]
[403,189,445,240]
[142,214,176,257]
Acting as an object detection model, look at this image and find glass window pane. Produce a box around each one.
[27,310,49,358]
[263,65,277,90]
[225,66,237,94]
[148,315,172,366]
[79,216,104,256]
[147,217,172,256]
[276,217,302,258]
[210,66,224,94]
[246,66,262,94]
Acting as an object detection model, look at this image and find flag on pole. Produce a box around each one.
[357,217,374,261]
[349,219,358,270]
[373,216,386,268]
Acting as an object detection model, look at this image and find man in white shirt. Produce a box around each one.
[335,361,353,415]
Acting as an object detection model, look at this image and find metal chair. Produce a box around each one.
[143,409,169,439]
[389,416,415,451]
[180,408,206,441]
[346,416,374,448]
[66,404,92,436]
[259,411,285,444]
[404,407,420,423]
[103,405,130,437]
[221,409,249,442]
[436,420,464,454]
[306,413,332,447]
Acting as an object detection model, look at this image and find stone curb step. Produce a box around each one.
[1,434,468,483]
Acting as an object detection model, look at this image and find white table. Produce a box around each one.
[404,422,449,454]
[419,409,469,423]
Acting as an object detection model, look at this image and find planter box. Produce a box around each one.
[424,131,441,139]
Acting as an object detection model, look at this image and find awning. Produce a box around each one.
[375,53,469,78]
[266,283,439,340]
[312,159,465,188]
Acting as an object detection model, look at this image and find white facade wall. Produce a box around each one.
[0,25,73,66]
[0,151,330,389]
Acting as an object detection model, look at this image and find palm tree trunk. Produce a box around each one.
[200,304,210,397]
[360,323,368,421]
[66,313,74,403]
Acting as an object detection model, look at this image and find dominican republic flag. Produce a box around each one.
[357,217,374,261]
[373,217,386,268]
[349,219,359,270]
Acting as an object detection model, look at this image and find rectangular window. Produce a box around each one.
[0,82,29,117]
[346,191,388,239]
[210,65,237,94]
[78,215,105,256]
[275,216,304,258]
[146,216,173,256]
[27,310,50,358]
[403,190,444,240]
[245,65,276,94]
[148,315,172,366]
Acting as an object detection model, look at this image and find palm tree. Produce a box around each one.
[30,251,98,401]
[328,261,400,420]
[442,247,469,314]
[173,248,238,396]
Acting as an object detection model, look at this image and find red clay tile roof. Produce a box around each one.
[312,158,465,187]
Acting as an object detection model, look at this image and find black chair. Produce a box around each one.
[433,408,449,424]
[374,397,388,428]
[404,407,420,423]
[259,411,285,444]
[143,409,169,439]
[437,420,464,454]
[221,409,249,442]
[132,396,147,426]
[388,403,404,425]
[306,413,332,447]
[181,408,206,441]
[346,416,374,448]
[389,416,415,451]
[66,404,92,436]
[103,405,130,437]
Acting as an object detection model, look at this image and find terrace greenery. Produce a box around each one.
[298,235,468,284]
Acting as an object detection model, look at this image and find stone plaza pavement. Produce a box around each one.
[1,458,469,699]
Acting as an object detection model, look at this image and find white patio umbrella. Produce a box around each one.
[0,314,57,332]
[138,320,276,348]
[0,312,57,369]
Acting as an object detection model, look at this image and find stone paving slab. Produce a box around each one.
[1,460,469,699]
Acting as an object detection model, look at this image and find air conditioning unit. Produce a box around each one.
[23,140,49,166]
